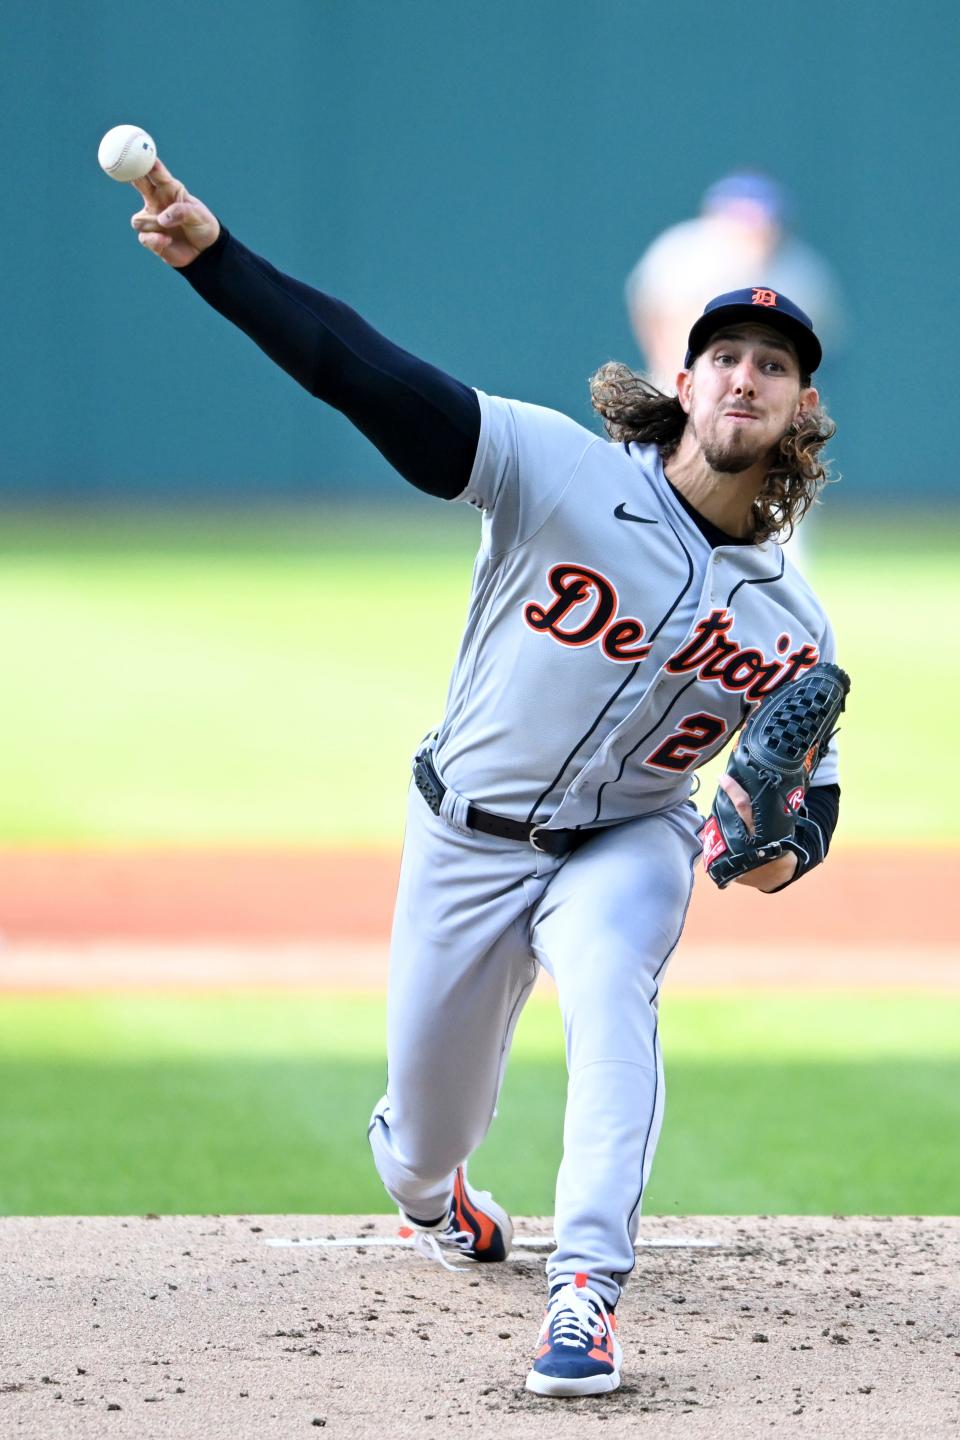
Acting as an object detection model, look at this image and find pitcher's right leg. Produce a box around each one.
[368,785,555,1226]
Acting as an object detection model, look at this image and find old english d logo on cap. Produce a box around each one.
[751,288,778,307]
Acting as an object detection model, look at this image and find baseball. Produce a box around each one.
[97,125,157,183]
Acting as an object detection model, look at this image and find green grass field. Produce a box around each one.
[2,990,957,1217]
[1,507,956,1220]
[0,505,956,846]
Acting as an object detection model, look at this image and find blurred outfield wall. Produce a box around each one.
[3,0,958,503]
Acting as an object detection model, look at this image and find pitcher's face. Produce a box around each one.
[678,324,817,474]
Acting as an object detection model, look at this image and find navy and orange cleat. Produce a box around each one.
[525,1274,622,1396]
[398,1165,513,1269]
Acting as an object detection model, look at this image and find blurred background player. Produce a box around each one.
[626,170,846,394]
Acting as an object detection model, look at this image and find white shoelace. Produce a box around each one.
[545,1285,610,1349]
[410,1224,476,1272]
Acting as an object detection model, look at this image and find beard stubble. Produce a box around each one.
[693,412,782,475]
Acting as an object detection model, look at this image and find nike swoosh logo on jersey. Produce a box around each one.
[614,503,658,524]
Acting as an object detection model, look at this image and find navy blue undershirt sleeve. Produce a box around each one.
[771,781,841,889]
[180,226,480,499]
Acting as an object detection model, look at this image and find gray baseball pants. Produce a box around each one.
[368,783,701,1306]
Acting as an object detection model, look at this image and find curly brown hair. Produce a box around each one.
[588,362,837,543]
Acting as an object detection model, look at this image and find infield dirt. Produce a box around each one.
[0,847,954,946]
[2,1214,957,1439]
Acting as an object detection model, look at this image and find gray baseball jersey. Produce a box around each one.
[435,391,839,825]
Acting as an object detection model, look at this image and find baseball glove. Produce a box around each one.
[702,661,851,889]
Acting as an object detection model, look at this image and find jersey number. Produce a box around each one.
[645,712,727,773]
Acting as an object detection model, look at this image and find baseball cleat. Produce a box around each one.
[398,1165,513,1269]
[525,1275,622,1397]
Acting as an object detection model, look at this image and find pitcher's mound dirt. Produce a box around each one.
[1,1215,957,1439]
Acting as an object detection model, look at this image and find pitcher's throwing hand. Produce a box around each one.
[130,160,220,268]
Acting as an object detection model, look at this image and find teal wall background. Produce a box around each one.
[3,0,957,503]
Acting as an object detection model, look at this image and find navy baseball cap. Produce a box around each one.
[684,287,822,376]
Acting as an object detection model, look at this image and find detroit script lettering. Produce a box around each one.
[523,565,819,697]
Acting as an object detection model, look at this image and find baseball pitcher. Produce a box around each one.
[125,160,848,1397]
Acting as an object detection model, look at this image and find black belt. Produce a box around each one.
[413,748,590,857]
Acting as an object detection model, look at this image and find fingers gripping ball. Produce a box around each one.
[97,125,157,182]
[703,661,851,889]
